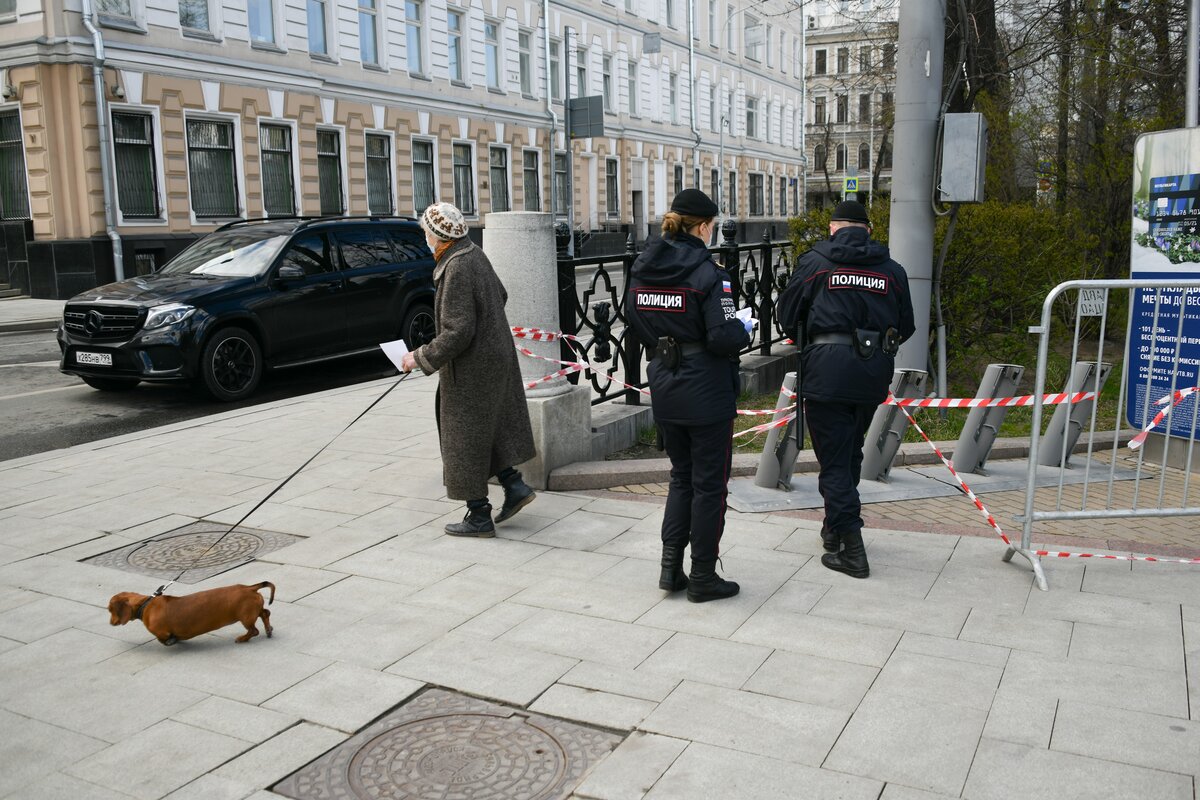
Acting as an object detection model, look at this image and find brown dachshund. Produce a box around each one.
[108,582,275,646]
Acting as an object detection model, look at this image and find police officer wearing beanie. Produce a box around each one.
[625,189,751,602]
[776,200,915,578]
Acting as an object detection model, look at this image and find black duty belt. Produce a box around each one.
[677,342,707,356]
[810,332,854,346]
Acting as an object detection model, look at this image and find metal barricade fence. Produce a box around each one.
[1012,278,1200,590]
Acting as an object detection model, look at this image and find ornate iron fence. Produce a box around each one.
[555,221,797,406]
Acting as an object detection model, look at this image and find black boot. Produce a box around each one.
[495,470,536,523]
[659,543,688,592]
[445,501,495,537]
[686,559,740,603]
[820,528,869,578]
[820,522,841,553]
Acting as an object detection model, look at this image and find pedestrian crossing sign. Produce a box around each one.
[844,177,858,193]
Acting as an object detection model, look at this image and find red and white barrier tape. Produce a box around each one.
[888,391,1095,409]
[511,326,582,343]
[1128,385,1200,450]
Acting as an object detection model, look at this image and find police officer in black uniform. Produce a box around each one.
[625,189,751,602]
[777,200,915,579]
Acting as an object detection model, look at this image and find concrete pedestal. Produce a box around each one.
[518,385,594,489]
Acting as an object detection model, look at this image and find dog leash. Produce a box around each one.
[149,370,418,597]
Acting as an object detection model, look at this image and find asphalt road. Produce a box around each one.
[0,329,403,462]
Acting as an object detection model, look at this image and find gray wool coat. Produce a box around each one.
[412,238,537,501]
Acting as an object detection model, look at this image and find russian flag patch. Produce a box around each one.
[722,281,731,293]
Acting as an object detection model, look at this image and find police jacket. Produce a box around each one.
[626,231,750,425]
[777,226,915,405]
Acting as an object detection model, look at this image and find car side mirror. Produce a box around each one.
[276,264,305,284]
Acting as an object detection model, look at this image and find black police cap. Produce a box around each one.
[830,200,870,225]
[670,188,719,218]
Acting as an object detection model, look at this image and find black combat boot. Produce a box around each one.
[495,469,536,524]
[820,522,841,553]
[686,559,740,603]
[445,500,495,537]
[658,543,688,592]
[820,528,869,578]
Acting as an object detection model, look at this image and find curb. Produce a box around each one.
[0,319,60,333]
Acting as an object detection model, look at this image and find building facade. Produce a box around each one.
[802,1,896,209]
[0,0,810,298]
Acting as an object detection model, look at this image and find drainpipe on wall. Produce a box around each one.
[81,0,124,281]
[688,0,702,189]
[543,0,559,224]
[799,7,806,211]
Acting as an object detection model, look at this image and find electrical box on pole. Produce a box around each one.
[567,96,605,139]
[939,113,987,203]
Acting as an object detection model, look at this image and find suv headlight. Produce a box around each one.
[143,303,196,330]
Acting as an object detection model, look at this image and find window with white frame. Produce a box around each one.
[112,111,160,218]
[779,31,786,73]
[0,110,30,220]
[625,0,635,14]
[836,94,847,124]
[553,151,568,215]
[605,158,619,218]
[247,0,274,44]
[859,45,871,70]
[708,84,716,131]
[412,138,435,212]
[0,0,17,23]
[602,55,613,112]
[406,0,424,75]
[727,170,737,215]
[179,0,212,35]
[813,96,826,125]
[316,129,343,215]
[453,142,475,214]
[668,73,678,125]
[186,118,238,218]
[97,0,134,24]
[859,93,871,123]
[666,0,675,27]
[693,167,700,189]
[749,173,763,216]
[448,10,464,82]
[726,88,734,133]
[766,173,772,215]
[765,100,772,143]
[628,60,639,116]
[307,0,328,56]
[489,147,509,212]
[725,4,734,51]
[765,23,773,67]
[576,47,588,96]
[813,144,826,171]
[707,0,715,44]
[485,20,501,90]
[549,39,562,101]
[792,40,801,76]
[519,30,533,95]
[778,176,786,216]
[835,144,846,171]
[523,150,540,210]
[837,47,849,73]
[814,48,826,75]
[858,142,870,171]
[365,133,393,215]
[359,0,380,66]
[745,97,757,140]
[743,13,762,61]
[673,164,683,196]
[260,124,295,216]
[710,168,719,203]
[792,179,798,212]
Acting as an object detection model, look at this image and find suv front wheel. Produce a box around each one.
[200,326,262,402]
[402,303,436,348]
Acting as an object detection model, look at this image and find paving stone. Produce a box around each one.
[322,539,476,586]
[412,532,551,568]
[1067,619,1185,672]
[0,594,102,643]
[400,571,528,616]
[511,575,667,622]
[962,737,1194,800]
[0,553,145,607]
[825,692,988,796]
[582,497,664,519]
[573,732,688,800]
[718,517,795,550]
[642,742,882,800]
[777,527,839,557]
[981,687,1058,749]
[869,649,1003,712]
[212,721,347,788]
[595,528,662,561]
[263,526,397,569]
[896,631,1010,668]
[281,487,396,515]
[191,562,345,604]
[636,632,772,689]
[205,501,355,537]
[0,586,39,614]
[719,543,812,568]
[639,680,848,765]
[0,709,109,798]
[525,510,636,550]
[732,608,902,667]
[810,586,973,638]
[263,662,423,732]
[66,719,250,800]
[171,696,297,743]
[559,661,681,703]
[161,774,259,800]
[519,548,626,580]
[452,601,540,639]
[794,556,941,598]
[999,650,1189,719]
[0,635,19,655]
[1051,700,1200,778]
[499,608,672,668]
[862,529,957,571]
[0,628,134,704]
[879,785,958,799]
[924,562,1035,615]
[742,649,879,712]
[5,771,136,800]
[1081,566,1200,608]
[759,579,830,614]
[958,608,1072,658]
[387,631,576,706]
[530,684,657,731]
[292,574,419,619]
[0,514,109,554]
[1023,585,1181,631]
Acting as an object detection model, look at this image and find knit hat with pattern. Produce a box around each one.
[421,202,469,240]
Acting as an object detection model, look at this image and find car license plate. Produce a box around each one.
[76,351,113,367]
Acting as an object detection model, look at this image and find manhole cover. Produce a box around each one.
[82,522,301,584]
[273,689,623,800]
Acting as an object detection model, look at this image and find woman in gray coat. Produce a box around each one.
[401,202,537,536]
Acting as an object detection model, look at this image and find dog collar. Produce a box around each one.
[132,595,154,621]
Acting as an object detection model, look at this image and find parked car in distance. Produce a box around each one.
[57,216,437,402]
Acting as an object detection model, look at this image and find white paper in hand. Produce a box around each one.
[379,339,410,372]
[735,307,758,329]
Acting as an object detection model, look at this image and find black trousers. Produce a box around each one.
[658,418,735,563]
[805,399,876,535]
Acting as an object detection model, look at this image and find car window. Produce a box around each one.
[390,229,432,261]
[160,231,290,277]
[336,229,396,271]
[279,234,335,277]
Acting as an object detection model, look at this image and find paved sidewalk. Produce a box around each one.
[0,297,65,333]
[1,373,1198,799]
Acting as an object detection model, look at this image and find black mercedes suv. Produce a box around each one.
[57,217,436,401]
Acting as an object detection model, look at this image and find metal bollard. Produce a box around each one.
[754,372,801,490]
[861,369,928,483]
[951,364,1025,475]
[1037,361,1112,468]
